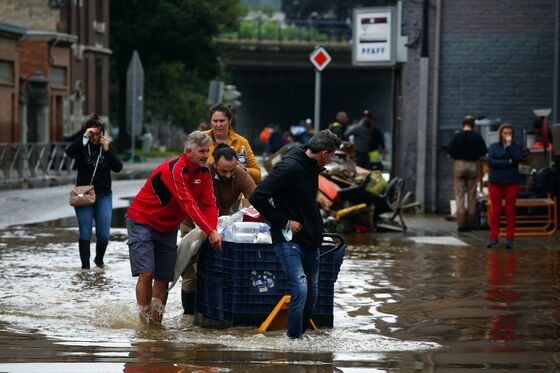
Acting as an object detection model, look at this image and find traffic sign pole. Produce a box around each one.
[314,70,321,134]
[309,46,331,134]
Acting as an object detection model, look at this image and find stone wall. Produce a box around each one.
[0,0,60,32]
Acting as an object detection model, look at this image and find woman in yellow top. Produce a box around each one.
[203,103,261,183]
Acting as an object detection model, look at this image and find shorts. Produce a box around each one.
[126,218,178,281]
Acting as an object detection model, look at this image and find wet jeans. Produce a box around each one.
[274,242,319,339]
[74,193,112,243]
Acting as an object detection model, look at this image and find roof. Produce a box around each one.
[0,22,27,38]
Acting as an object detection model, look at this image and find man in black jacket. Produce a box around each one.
[447,115,488,231]
[250,130,341,339]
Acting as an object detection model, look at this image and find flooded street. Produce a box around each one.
[0,210,559,372]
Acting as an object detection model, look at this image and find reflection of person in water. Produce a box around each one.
[485,250,518,344]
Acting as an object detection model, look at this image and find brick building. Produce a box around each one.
[398,0,557,212]
[0,22,25,143]
[0,0,110,143]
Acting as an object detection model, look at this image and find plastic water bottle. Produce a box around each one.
[238,146,247,167]
[228,222,270,243]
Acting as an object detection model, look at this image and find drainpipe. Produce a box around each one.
[430,0,442,212]
[553,0,559,123]
[415,0,430,212]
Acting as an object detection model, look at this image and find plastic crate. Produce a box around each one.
[195,239,345,329]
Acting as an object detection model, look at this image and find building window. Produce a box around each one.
[96,0,104,22]
[51,66,67,88]
[95,57,103,114]
[0,60,14,85]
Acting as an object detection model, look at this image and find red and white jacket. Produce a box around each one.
[127,154,218,234]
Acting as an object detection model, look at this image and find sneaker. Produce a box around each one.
[486,240,498,248]
[505,240,514,249]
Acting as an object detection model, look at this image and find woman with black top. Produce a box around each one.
[65,114,123,269]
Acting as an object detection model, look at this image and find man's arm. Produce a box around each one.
[168,164,216,235]
[249,161,292,229]
[197,170,219,230]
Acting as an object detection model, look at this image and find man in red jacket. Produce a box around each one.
[126,131,221,323]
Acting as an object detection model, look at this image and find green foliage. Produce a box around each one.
[143,62,209,131]
[110,0,240,134]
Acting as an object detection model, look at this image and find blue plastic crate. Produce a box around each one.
[195,239,345,328]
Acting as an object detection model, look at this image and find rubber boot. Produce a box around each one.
[94,241,108,268]
[78,240,90,269]
[181,291,196,315]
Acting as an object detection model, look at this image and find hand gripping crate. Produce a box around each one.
[195,234,345,329]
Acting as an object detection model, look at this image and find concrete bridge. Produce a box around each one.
[217,19,400,163]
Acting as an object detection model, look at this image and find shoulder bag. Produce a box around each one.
[69,149,101,207]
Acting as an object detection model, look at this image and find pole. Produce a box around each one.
[554,0,560,123]
[314,70,321,133]
[130,69,136,163]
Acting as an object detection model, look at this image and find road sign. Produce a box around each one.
[309,46,332,72]
[126,51,144,163]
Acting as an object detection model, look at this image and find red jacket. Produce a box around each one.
[127,154,218,234]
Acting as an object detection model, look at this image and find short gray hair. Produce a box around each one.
[308,130,342,153]
[184,130,211,151]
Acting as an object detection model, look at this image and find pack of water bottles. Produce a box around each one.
[221,222,272,244]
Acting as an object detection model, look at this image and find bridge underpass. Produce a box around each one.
[218,38,401,172]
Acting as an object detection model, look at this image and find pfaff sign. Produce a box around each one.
[352,7,396,66]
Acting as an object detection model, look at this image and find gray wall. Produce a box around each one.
[233,66,394,152]
[399,0,556,212]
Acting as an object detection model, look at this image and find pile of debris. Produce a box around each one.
[264,143,421,233]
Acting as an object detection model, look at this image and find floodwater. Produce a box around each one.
[1,211,560,372]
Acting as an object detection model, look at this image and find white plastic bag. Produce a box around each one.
[217,210,244,233]
[168,228,206,291]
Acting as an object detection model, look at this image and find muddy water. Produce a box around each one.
[0,212,559,372]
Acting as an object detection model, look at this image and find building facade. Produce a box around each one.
[0,0,110,143]
[399,0,557,212]
[0,23,25,143]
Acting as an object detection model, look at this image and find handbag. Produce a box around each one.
[69,149,101,207]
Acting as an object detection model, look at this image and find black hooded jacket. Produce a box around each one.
[249,144,324,250]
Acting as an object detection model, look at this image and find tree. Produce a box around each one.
[281,0,397,20]
[110,0,240,149]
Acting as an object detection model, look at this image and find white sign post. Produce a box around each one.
[126,51,144,163]
[309,46,332,133]
[352,7,396,66]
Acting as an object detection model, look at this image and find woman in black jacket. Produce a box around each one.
[65,114,123,269]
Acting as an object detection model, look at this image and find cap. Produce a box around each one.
[362,110,372,118]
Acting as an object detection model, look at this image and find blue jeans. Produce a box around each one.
[74,193,113,243]
[275,242,319,339]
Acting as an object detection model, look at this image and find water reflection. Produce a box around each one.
[485,250,518,346]
[1,213,560,371]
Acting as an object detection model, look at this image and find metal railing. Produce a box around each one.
[0,142,74,181]
[219,18,352,44]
